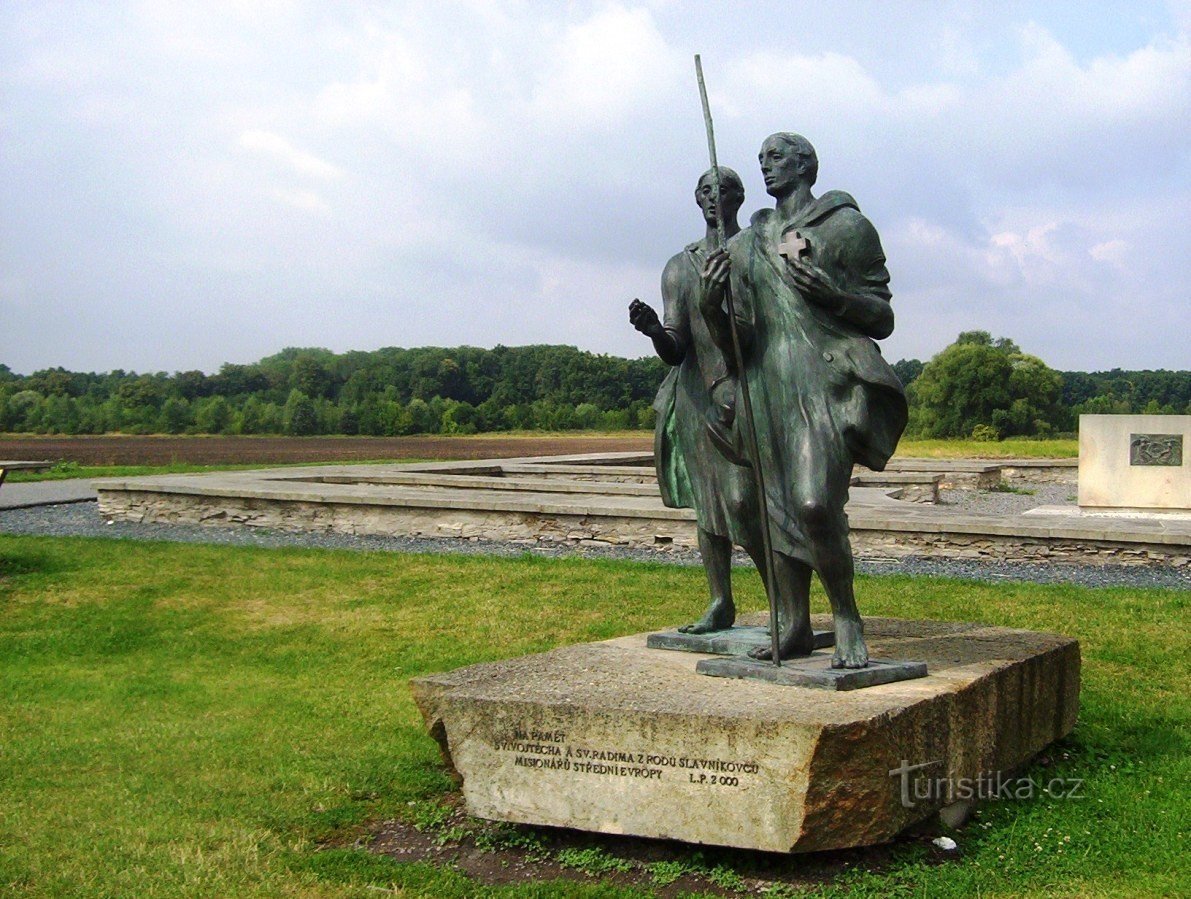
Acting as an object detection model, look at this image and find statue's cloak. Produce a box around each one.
[726,191,908,565]
[652,241,758,549]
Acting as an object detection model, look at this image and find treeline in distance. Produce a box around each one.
[2,336,1188,440]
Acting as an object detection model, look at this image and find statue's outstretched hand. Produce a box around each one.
[700,249,731,313]
[629,298,663,337]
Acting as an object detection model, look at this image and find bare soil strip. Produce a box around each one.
[0,434,652,467]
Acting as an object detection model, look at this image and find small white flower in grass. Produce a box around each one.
[932,836,958,851]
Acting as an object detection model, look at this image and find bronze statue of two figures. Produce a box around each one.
[629,133,908,672]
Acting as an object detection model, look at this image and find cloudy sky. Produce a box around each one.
[2,1,1188,376]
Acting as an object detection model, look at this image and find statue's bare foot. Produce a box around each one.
[747,624,815,661]
[831,617,869,669]
[677,598,735,634]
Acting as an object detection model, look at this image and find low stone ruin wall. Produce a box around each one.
[97,489,1187,568]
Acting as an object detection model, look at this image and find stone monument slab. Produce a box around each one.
[1079,414,1190,513]
[411,616,1079,853]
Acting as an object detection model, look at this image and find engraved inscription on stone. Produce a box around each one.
[493,728,758,789]
[1129,434,1183,467]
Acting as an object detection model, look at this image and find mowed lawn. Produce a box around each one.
[0,536,1185,897]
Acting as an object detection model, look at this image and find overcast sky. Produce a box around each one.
[2,1,1188,376]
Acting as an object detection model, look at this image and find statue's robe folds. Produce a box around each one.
[653,241,759,550]
[726,191,907,567]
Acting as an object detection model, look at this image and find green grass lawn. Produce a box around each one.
[894,438,1078,459]
[0,537,1185,897]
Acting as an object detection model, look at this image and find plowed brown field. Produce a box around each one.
[0,434,652,466]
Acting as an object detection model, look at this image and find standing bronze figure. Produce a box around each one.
[633,132,906,671]
[702,132,907,668]
[629,167,763,637]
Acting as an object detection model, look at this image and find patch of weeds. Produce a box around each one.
[988,480,1035,495]
[555,846,633,876]
[706,863,748,891]
[473,823,548,860]
[762,884,804,898]
[433,825,469,847]
[646,858,698,886]
[405,799,451,833]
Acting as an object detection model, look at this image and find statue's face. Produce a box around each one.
[695,178,741,225]
[759,138,803,198]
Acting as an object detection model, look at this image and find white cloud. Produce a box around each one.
[238,129,344,180]
[529,4,683,129]
[1088,238,1129,268]
[269,187,330,213]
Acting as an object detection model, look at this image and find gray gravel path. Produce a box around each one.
[1,499,1185,591]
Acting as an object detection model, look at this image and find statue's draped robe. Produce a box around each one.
[653,240,758,549]
[726,191,907,567]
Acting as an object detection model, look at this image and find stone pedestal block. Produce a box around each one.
[411,617,1079,853]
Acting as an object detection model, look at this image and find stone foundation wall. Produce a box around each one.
[97,489,1187,567]
[97,490,699,548]
[529,472,657,484]
[851,529,1187,567]
[999,466,1078,486]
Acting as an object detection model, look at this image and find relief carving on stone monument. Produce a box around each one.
[1130,433,1183,466]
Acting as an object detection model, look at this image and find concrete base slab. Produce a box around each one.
[0,478,97,510]
[411,616,1080,853]
[646,625,834,654]
[1024,504,1191,522]
[695,653,927,690]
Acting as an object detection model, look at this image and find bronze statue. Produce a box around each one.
[630,168,762,636]
[633,132,906,670]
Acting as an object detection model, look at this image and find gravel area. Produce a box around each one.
[1,498,1185,591]
[939,482,1077,515]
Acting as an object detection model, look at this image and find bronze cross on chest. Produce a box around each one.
[778,230,810,263]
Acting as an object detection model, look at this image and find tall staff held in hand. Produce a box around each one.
[694,55,783,666]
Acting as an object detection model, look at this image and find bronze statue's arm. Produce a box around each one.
[629,256,689,366]
[789,217,894,340]
[813,279,894,339]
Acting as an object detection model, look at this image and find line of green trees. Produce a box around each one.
[0,346,667,437]
[2,336,1187,439]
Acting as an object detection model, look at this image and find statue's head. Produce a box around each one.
[695,166,744,225]
[759,133,818,197]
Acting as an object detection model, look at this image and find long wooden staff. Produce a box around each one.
[694,55,783,666]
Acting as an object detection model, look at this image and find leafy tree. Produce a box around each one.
[283,389,318,436]
[440,400,478,434]
[908,332,1063,438]
[4,390,43,431]
[194,396,232,434]
[892,358,924,388]
[42,394,79,433]
[405,398,437,434]
[174,370,212,400]
[158,398,192,434]
[292,354,338,400]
